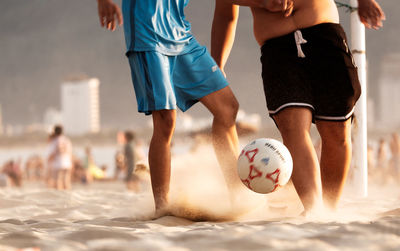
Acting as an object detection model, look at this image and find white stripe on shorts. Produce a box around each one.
[315,107,355,121]
[269,103,315,115]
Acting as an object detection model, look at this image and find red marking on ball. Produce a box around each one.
[248,165,262,180]
[241,178,252,189]
[245,148,258,163]
[266,168,281,192]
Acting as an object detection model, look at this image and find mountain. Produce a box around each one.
[0,0,398,129]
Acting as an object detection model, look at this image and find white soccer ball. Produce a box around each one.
[237,138,293,194]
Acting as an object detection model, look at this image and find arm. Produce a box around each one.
[211,0,239,75]
[96,0,123,31]
[357,0,385,29]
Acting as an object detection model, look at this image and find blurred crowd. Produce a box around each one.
[367,132,400,184]
[0,125,150,191]
[1,125,399,190]
[312,131,400,186]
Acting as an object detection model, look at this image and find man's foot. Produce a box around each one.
[153,206,172,219]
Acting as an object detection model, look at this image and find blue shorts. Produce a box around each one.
[127,43,229,115]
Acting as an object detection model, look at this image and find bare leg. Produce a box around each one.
[149,110,176,212]
[64,169,72,190]
[56,170,63,190]
[200,87,241,197]
[316,119,352,210]
[273,107,322,212]
[46,166,55,188]
[58,170,68,190]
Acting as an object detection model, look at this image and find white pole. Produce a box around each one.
[350,0,368,197]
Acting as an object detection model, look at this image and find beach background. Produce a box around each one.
[1,141,400,251]
[1,0,400,250]
[1,0,399,129]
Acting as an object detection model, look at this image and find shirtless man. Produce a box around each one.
[212,0,385,213]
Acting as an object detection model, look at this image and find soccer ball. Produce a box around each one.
[237,138,293,194]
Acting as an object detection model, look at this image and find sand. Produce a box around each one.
[1,145,400,251]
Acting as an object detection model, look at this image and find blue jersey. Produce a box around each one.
[122,0,197,55]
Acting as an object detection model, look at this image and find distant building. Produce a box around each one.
[377,54,400,129]
[61,78,100,135]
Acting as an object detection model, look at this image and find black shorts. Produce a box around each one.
[260,23,361,122]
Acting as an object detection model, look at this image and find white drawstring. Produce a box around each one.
[294,30,307,58]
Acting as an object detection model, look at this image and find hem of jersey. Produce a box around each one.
[268,102,315,115]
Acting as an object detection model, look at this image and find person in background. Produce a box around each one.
[83,146,95,183]
[114,131,127,180]
[25,155,44,181]
[389,132,400,182]
[2,159,23,187]
[114,151,126,180]
[367,143,377,182]
[123,130,140,191]
[48,125,73,190]
[377,137,388,184]
[45,132,56,188]
[85,146,106,181]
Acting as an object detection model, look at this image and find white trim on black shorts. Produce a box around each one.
[269,102,315,115]
[269,103,355,121]
[315,107,355,121]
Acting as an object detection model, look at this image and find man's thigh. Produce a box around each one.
[316,119,352,143]
[172,45,229,112]
[199,86,238,117]
[128,51,177,115]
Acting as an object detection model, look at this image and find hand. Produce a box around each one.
[358,0,385,29]
[97,0,123,31]
[263,0,294,17]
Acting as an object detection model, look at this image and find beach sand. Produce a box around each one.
[1,145,400,251]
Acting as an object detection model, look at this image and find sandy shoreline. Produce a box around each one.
[1,144,400,251]
[0,179,399,251]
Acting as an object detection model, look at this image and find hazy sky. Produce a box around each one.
[0,0,398,129]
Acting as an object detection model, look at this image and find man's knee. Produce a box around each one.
[152,110,176,137]
[273,108,313,140]
[214,98,239,127]
[201,86,239,126]
[225,97,239,119]
[275,118,310,141]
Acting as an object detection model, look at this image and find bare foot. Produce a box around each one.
[152,206,172,219]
